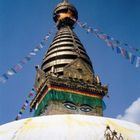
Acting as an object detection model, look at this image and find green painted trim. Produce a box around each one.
[34,89,103,116]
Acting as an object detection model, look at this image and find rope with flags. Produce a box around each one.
[15,88,36,120]
[0,28,54,84]
[76,20,140,68]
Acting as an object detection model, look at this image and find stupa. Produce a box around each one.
[30,0,107,117]
[0,0,140,140]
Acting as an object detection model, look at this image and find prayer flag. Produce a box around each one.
[128,53,136,64]
[93,28,99,32]
[17,114,22,117]
[133,48,139,52]
[93,29,100,35]
[20,108,25,113]
[30,52,36,56]
[13,64,23,72]
[106,35,111,40]
[98,33,107,40]
[32,88,35,91]
[7,69,15,76]
[48,32,51,35]
[15,116,19,120]
[21,106,26,110]
[2,73,9,79]
[125,50,129,60]
[44,35,50,40]
[25,55,31,61]
[106,40,114,50]
[40,40,46,46]
[19,111,23,115]
[23,104,26,108]
[116,47,121,54]
[24,102,28,107]
[29,92,34,97]
[20,59,27,65]
[114,40,120,45]
[33,48,39,52]
[136,57,140,68]
[37,44,43,49]
[25,100,29,104]
[0,76,6,83]
[81,23,87,28]
[124,43,129,46]
[121,48,129,59]
[15,114,21,120]
[86,27,93,33]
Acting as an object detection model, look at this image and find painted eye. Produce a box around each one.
[80,105,92,112]
[64,102,77,110]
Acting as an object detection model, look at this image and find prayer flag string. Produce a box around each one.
[0,28,54,84]
[76,20,140,68]
[15,88,36,120]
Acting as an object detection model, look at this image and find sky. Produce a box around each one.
[0,0,140,125]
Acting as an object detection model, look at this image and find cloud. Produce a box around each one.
[117,97,140,124]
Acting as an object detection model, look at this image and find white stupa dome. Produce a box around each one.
[0,115,140,140]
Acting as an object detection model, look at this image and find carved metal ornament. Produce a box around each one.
[104,125,124,140]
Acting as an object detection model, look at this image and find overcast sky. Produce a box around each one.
[0,0,140,124]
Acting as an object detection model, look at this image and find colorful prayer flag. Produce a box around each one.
[44,35,50,40]
[25,100,29,104]
[40,40,46,46]
[19,59,27,65]
[21,106,26,110]
[133,48,139,52]
[124,43,129,46]
[128,53,136,64]
[15,116,19,120]
[19,111,23,115]
[98,33,107,40]
[25,55,31,61]
[106,40,114,50]
[24,102,28,107]
[15,87,36,120]
[136,57,140,68]
[32,88,35,91]
[121,48,129,59]
[114,40,120,45]
[86,27,93,33]
[48,32,51,35]
[29,92,34,97]
[106,35,111,40]
[20,108,25,113]
[77,20,140,56]
[15,114,21,120]
[30,52,36,56]
[33,48,39,52]
[37,44,43,49]
[13,64,23,72]
[81,23,87,28]
[93,28,99,32]
[2,73,9,79]
[0,76,6,83]
[116,47,121,54]
[7,69,15,76]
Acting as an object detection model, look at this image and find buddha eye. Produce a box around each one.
[80,105,92,112]
[64,102,77,110]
